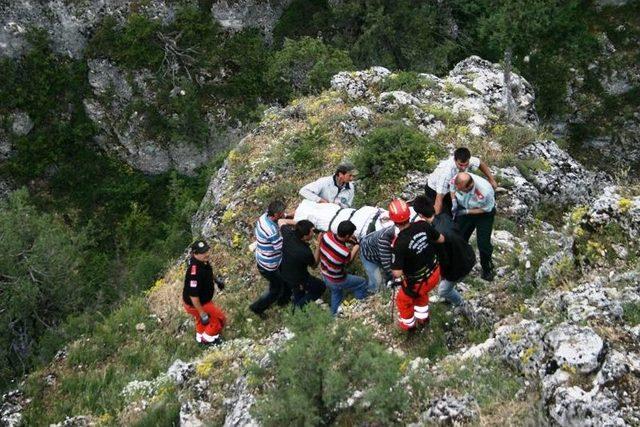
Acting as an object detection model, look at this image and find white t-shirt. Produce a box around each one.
[427,156,481,195]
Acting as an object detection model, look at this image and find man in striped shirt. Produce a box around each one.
[319,220,368,315]
[249,200,295,316]
[359,226,395,294]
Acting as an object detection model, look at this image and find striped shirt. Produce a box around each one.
[359,226,395,277]
[319,232,351,283]
[255,213,283,271]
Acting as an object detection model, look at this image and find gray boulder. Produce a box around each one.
[544,324,605,374]
[331,67,391,101]
[422,394,480,425]
[212,0,293,40]
[167,359,195,386]
[494,316,546,377]
[10,111,34,136]
[549,386,625,427]
[494,166,541,222]
[557,280,624,323]
[581,185,640,239]
[518,140,611,206]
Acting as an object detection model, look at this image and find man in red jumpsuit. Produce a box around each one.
[389,199,444,331]
[183,240,226,346]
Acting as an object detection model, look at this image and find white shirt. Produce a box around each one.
[427,156,481,195]
[299,175,354,208]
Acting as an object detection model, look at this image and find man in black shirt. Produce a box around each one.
[280,220,326,308]
[183,239,226,346]
[389,199,444,331]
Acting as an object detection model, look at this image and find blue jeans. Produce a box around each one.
[438,279,463,306]
[360,252,384,294]
[323,274,368,315]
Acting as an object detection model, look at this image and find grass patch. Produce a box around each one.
[380,71,425,93]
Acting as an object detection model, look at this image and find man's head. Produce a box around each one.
[335,162,356,185]
[267,199,286,219]
[191,239,211,261]
[413,195,435,220]
[453,147,472,171]
[337,220,356,240]
[454,172,474,193]
[295,219,315,241]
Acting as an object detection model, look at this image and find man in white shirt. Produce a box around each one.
[299,163,356,208]
[425,148,497,215]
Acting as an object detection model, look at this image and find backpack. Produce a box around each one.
[432,214,476,281]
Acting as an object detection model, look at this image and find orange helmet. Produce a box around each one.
[388,199,410,224]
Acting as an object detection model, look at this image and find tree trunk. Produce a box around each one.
[503,46,515,123]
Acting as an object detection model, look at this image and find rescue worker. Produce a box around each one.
[452,172,496,281]
[319,220,368,315]
[299,162,356,208]
[280,219,326,308]
[412,196,475,308]
[425,147,498,215]
[359,225,395,294]
[389,199,444,331]
[249,200,296,317]
[183,239,226,346]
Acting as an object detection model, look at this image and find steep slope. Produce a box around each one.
[3,57,639,426]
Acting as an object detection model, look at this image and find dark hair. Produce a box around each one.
[267,200,286,217]
[413,195,435,217]
[295,220,315,239]
[453,147,471,163]
[337,220,356,238]
[335,162,356,175]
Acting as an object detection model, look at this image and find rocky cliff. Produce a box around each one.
[4,55,638,426]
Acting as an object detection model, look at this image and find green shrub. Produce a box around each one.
[0,190,87,387]
[354,122,445,199]
[623,302,640,326]
[266,37,354,101]
[252,305,408,425]
[380,71,425,93]
[287,126,329,169]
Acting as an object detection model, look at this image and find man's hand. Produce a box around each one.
[457,208,469,217]
[318,198,329,203]
[200,313,210,325]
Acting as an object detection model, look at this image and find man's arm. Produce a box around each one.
[313,232,324,267]
[434,193,445,215]
[347,244,360,264]
[479,161,498,189]
[300,178,329,203]
[277,218,297,227]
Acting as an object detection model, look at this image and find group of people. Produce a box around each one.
[182,148,498,345]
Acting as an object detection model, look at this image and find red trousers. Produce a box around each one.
[397,266,440,330]
[183,301,226,343]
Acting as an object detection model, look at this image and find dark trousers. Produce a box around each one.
[290,275,326,308]
[425,185,453,216]
[250,267,292,314]
[456,209,495,273]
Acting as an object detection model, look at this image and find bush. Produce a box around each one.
[252,305,408,425]
[266,37,353,101]
[0,190,87,387]
[380,71,427,93]
[354,122,445,199]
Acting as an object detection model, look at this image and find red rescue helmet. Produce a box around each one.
[388,199,410,224]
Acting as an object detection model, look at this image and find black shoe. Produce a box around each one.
[250,306,268,320]
[481,269,495,281]
[201,336,223,347]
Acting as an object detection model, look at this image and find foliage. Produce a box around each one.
[380,71,425,93]
[623,302,640,326]
[0,190,87,386]
[287,125,330,170]
[266,37,353,101]
[252,305,407,425]
[354,122,445,201]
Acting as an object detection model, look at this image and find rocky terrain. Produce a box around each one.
[3,53,637,426]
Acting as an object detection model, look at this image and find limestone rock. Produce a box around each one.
[581,185,640,240]
[211,0,293,40]
[557,280,624,323]
[50,415,97,427]
[0,128,12,161]
[331,67,391,101]
[0,390,28,427]
[544,324,605,374]
[518,140,611,206]
[595,350,631,386]
[422,394,480,425]
[494,317,546,377]
[494,166,541,222]
[167,359,195,386]
[10,111,34,136]
[549,386,625,427]
[223,376,259,427]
